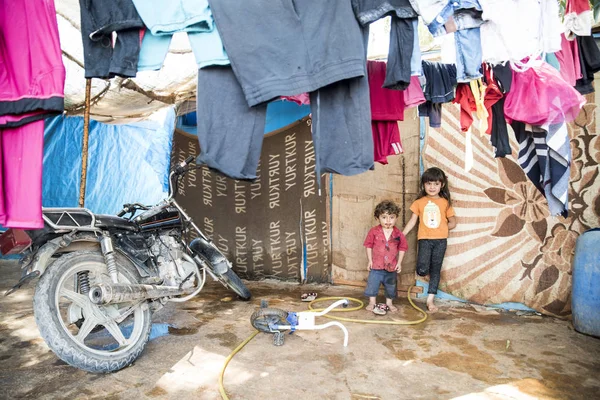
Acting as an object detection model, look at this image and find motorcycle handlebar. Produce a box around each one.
[117,202,150,218]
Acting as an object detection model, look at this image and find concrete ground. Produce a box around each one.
[0,260,599,400]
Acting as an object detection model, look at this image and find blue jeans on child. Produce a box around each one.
[365,269,398,299]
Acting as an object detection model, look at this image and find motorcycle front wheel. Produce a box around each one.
[219,269,252,301]
[33,251,152,373]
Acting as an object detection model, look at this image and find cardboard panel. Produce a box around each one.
[171,118,330,282]
[331,108,421,285]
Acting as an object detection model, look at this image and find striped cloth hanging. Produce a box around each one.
[511,121,570,217]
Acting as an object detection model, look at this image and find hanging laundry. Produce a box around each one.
[491,63,512,93]
[195,67,267,180]
[505,61,586,126]
[418,61,457,128]
[511,122,571,217]
[486,64,510,158]
[78,0,145,79]
[420,61,457,103]
[545,53,561,72]
[412,0,484,82]
[418,102,443,128]
[352,1,418,90]
[404,76,426,108]
[479,0,562,66]
[489,97,510,158]
[133,0,229,71]
[309,75,374,177]
[0,122,45,229]
[453,78,497,134]
[480,67,502,134]
[554,33,582,87]
[209,0,367,106]
[368,61,406,121]
[0,0,65,124]
[0,0,65,229]
[564,0,593,40]
[367,61,405,164]
[202,0,373,180]
[409,18,422,76]
[469,79,488,133]
[281,93,310,106]
[575,35,600,95]
[453,84,477,132]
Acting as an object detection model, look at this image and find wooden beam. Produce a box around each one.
[79,78,91,208]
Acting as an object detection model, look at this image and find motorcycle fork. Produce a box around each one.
[100,233,119,283]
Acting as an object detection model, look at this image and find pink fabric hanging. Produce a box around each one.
[371,121,403,165]
[281,93,310,105]
[0,121,44,229]
[368,61,405,164]
[555,33,582,86]
[504,61,586,126]
[0,0,65,122]
[0,0,64,228]
[403,76,426,108]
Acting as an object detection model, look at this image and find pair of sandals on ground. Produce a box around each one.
[301,293,397,315]
[301,293,437,315]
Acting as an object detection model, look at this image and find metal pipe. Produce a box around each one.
[311,299,349,317]
[88,283,189,305]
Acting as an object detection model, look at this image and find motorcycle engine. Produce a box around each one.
[150,234,197,288]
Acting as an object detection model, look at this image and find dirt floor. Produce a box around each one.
[1,260,599,400]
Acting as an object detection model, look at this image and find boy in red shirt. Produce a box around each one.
[364,200,408,313]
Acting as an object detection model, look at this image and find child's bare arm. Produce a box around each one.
[403,213,419,235]
[366,247,373,270]
[448,216,457,230]
[396,251,405,273]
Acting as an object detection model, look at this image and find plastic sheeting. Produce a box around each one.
[42,107,175,214]
[177,99,310,136]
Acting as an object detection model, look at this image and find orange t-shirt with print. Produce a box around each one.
[409,197,455,240]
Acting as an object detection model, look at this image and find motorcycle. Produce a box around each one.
[0,156,251,373]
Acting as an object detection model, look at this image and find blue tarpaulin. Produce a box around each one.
[42,108,175,215]
[176,99,310,135]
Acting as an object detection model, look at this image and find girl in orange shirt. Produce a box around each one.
[403,167,456,313]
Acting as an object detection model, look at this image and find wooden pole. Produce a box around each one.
[79,78,91,208]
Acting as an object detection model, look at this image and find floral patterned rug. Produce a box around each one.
[422,99,600,317]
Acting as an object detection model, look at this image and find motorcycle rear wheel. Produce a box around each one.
[33,251,152,373]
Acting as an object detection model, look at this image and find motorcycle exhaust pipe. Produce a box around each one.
[88,283,189,305]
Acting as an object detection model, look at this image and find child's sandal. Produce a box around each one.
[301,292,317,302]
[372,303,388,315]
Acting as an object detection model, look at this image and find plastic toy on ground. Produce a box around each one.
[251,299,350,346]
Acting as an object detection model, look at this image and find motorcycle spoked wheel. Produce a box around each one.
[33,251,152,373]
[250,308,289,333]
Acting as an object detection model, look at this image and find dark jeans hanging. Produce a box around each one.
[351,0,418,90]
[78,0,145,79]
